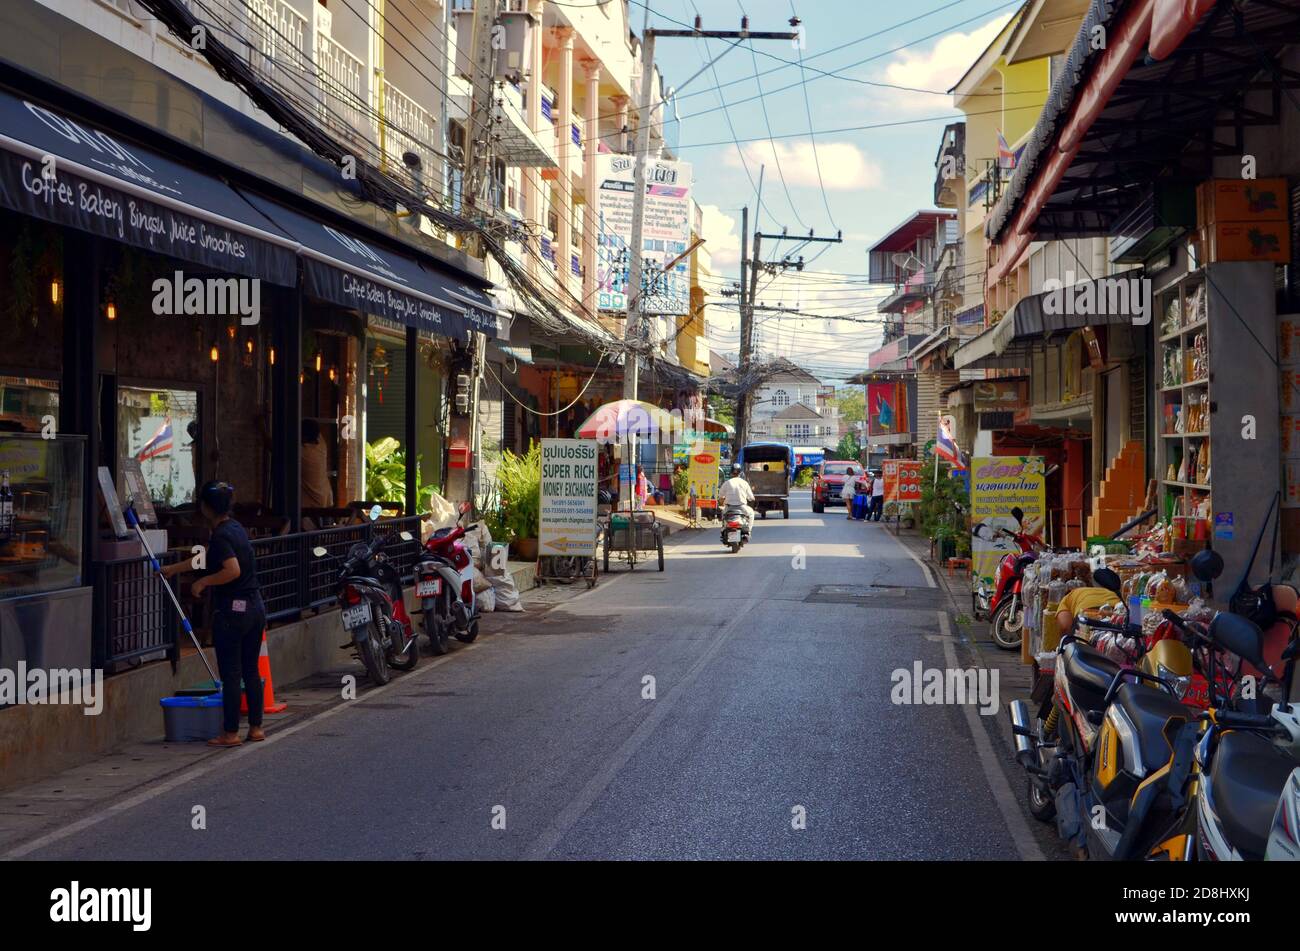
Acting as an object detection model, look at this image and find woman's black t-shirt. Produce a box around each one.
[205,518,261,611]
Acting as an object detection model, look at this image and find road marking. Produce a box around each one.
[521,595,765,860]
[885,526,936,588]
[938,611,1046,861]
[3,645,479,859]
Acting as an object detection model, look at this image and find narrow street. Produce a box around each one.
[13,493,1037,861]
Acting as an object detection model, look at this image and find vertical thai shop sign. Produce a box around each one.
[970,456,1046,592]
[539,438,598,557]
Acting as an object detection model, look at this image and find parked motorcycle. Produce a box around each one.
[720,503,752,553]
[312,506,419,685]
[416,502,480,654]
[1008,563,1209,858]
[1164,606,1300,861]
[973,506,1046,651]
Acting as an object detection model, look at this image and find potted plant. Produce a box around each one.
[498,443,541,560]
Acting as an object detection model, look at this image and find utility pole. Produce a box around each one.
[622,16,799,401]
[734,216,842,456]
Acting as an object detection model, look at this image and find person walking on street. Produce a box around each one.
[871,469,886,521]
[840,466,859,519]
[161,481,267,747]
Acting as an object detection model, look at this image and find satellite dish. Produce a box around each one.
[890,252,924,272]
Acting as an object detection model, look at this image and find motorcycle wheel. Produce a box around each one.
[990,598,1024,651]
[1028,777,1056,822]
[455,617,479,643]
[729,542,740,553]
[422,599,450,655]
[359,620,390,685]
[812,501,824,514]
[389,623,418,671]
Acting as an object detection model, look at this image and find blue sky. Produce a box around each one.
[642,0,1019,381]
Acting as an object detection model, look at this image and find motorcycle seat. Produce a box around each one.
[1208,729,1297,860]
[1061,640,1121,709]
[1113,681,1190,766]
[1015,552,1038,569]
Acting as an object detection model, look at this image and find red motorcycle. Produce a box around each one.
[973,505,1048,651]
[415,503,481,655]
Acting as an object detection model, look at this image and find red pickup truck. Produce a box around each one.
[811,460,862,514]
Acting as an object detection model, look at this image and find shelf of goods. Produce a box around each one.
[1154,262,1278,589]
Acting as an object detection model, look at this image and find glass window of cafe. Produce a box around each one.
[360,325,445,512]
[99,244,273,523]
[0,212,82,598]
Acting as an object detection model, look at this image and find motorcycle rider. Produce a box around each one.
[720,463,756,531]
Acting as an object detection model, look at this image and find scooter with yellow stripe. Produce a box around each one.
[1010,559,1214,859]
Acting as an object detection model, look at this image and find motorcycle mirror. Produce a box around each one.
[1010,506,1024,526]
[1209,612,1269,671]
[311,546,328,558]
[398,531,414,542]
[1093,567,1123,596]
[1190,548,1224,583]
[368,504,383,522]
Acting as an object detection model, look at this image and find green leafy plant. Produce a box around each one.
[365,437,439,510]
[498,443,542,540]
[917,456,970,544]
[794,466,814,487]
[672,466,690,500]
[835,432,861,461]
[475,477,511,543]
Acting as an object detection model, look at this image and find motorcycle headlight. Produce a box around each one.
[1158,664,1192,700]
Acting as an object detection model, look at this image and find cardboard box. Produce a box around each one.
[1202,220,1291,264]
[1197,178,1288,227]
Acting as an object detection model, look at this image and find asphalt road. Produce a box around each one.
[24,492,1037,860]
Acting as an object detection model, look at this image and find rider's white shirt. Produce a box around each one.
[720,477,755,507]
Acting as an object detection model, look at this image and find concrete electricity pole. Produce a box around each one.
[621,17,799,401]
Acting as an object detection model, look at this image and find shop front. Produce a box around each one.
[0,78,494,676]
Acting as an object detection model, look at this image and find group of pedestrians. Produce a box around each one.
[840,466,885,522]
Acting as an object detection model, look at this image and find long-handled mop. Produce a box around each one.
[124,500,220,694]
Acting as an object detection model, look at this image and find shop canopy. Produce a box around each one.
[0,86,297,284]
[240,190,497,340]
[986,0,1300,279]
[952,270,1143,370]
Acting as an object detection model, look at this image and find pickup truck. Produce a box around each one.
[811,460,861,514]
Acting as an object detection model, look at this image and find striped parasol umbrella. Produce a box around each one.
[575,399,681,445]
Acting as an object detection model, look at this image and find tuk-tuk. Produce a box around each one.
[737,442,793,519]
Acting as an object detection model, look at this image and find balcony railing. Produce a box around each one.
[381,79,437,176]
[317,31,366,136]
[247,0,307,79]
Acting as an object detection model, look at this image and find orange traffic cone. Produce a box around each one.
[241,630,287,715]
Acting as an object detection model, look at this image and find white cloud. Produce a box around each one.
[725,141,881,191]
[872,13,1015,114]
[699,203,741,269]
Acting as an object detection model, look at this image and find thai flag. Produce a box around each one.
[138,417,173,462]
[997,129,1016,170]
[936,416,967,469]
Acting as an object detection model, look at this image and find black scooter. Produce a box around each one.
[312,506,418,685]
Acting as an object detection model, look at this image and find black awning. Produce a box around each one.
[239,190,498,340]
[0,86,296,284]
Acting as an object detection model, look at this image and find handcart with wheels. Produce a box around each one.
[601,508,664,572]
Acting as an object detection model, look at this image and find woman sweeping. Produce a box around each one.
[162,481,266,747]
